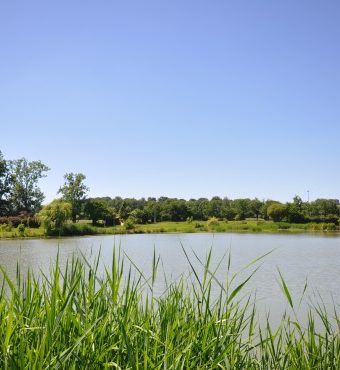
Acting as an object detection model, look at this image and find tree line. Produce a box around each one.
[1,151,339,233]
[85,195,340,226]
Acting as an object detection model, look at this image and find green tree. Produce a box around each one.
[0,151,12,215]
[187,198,209,220]
[250,198,264,220]
[206,196,224,219]
[310,199,339,218]
[84,199,109,225]
[293,195,303,210]
[286,196,305,223]
[37,199,72,235]
[58,173,89,223]
[267,203,287,222]
[129,208,149,224]
[159,199,189,221]
[261,200,279,220]
[232,199,252,220]
[144,198,160,223]
[9,158,49,214]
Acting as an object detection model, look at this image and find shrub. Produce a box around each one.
[320,223,337,231]
[0,215,40,228]
[306,215,339,225]
[61,223,97,236]
[26,216,40,228]
[124,218,135,230]
[267,204,288,222]
[207,217,219,227]
[17,223,25,236]
[45,223,96,236]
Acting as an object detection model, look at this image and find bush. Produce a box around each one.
[306,215,339,225]
[207,217,220,228]
[61,223,97,236]
[0,223,12,232]
[320,223,337,231]
[0,215,40,228]
[26,216,40,228]
[17,223,26,236]
[267,204,288,222]
[124,218,135,230]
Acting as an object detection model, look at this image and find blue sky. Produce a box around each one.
[1,1,339,203]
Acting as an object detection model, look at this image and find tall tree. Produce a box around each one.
[9,158,49,214]
[58,173,89,222]
[250,198,264,220]
[0,151,12,215]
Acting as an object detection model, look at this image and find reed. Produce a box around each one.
[0,248,339,369]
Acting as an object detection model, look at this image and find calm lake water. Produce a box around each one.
[1,232,340,324]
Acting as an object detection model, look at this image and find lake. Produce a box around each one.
[1,232,339,324]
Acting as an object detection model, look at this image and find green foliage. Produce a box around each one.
[8,158,49,214]
[0,215,39,228]
[286,203,306,223]
[232,198,252,220]
[0,251,339,368]
[186,216,193,223]
[249,198,263,219]
[58,173,89,223]
[128,208,148,224]
[277,222,291,230]
[17,223,25,236]
[207,217,220,229]
[267,203,288,222]
[59,223,97,236]
[309,198,339,217]
[0,151,12,216]
[124,218,135,230]
[37,199,72,235]
[159,198,189,221]
[84,199,110,225]
[81,195,340,227]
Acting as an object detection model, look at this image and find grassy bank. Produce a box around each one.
[1,219,339,239]
[0,250,339,368]
[130,219,339,234]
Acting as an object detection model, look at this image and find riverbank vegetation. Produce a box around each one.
[1,150,339,237]
[1,219,339,239]
[0,250,339,368]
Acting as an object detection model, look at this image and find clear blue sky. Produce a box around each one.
[1,1,339,203]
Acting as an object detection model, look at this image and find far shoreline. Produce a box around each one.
[1,220,340,241]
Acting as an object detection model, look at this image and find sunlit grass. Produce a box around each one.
[0,248,339,368]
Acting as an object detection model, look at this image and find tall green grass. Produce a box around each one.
[0,249,339,369]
